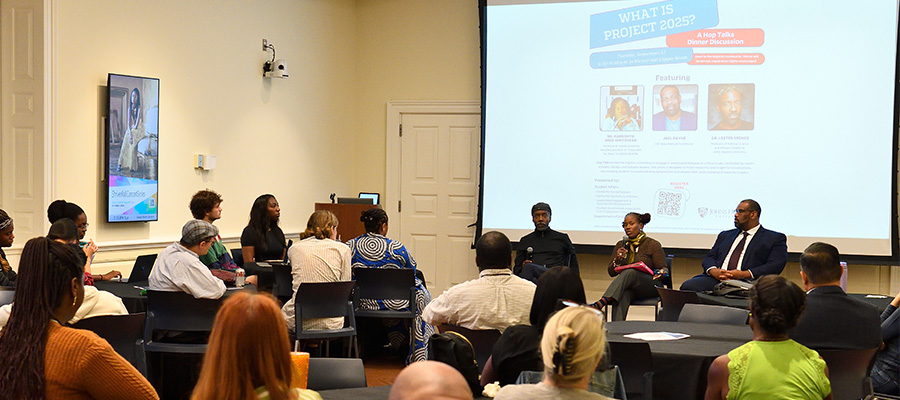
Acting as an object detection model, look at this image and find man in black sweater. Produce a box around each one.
[514,202,578,282]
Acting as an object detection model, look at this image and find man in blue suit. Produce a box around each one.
[680,199,787,292]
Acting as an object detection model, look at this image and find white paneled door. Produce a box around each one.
[398,113,481,295]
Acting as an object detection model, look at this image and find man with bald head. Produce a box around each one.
[389,361,474,400]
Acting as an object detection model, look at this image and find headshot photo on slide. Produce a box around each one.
[708,83,755,131]
[600,85,643,131]
[652,84,699,131]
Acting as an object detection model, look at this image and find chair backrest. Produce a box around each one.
[307,357,367,390]
[72,313,146,373]
[660,254,674,289]
[295,281,356,321]
[0,287,14,307]
[353,267,414,299]
[231,248,243,267]
[678,303,749,325]
[284,239,293,263]
[656,287,701,321]
[272,262,293,302]
[438,324,502,374]
[608,341,654,400]
[145,290,223,332]
[818,347,879,400]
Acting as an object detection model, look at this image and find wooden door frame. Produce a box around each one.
[385,101,480,237]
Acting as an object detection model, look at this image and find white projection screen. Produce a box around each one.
[479,0,900,260]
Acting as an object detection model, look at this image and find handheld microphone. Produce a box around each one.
[526,247,533,260]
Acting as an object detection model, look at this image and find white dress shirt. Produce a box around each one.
[149,241,226,299]
[422,268,536,332]
[720,224,760,276]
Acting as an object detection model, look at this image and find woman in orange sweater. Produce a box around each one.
[0,237,158,399]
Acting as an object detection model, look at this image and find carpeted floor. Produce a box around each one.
[363,355,406,387]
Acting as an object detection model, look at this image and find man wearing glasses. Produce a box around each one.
[680,199,787,292]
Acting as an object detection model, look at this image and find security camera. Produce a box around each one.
[263,59,289,79]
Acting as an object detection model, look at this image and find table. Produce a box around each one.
[697,292,893,312]
[606,321,753,400]
[94,281,257,314]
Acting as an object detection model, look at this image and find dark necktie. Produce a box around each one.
[726,232,749,271]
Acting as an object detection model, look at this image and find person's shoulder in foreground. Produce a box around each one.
[389,360,474,400]
[495,381,611,400]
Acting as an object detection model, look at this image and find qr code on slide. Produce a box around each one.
[656,190,683,217]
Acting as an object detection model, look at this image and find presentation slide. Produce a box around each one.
[107,74,159,222]
[482,0,900,257]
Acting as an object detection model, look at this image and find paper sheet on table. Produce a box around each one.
[623,332,690,341]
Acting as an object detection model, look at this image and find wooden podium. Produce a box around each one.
[314,203,378,241]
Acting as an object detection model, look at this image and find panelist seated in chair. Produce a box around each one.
[149,219,226,300]
[240,194,286,286]
[346,208,433,363]
[592,212,667,321]
[706,275,832,400]
[282,210,352,333]
[515,202,579,283]
[680,199,786,293]
[494,305,613,400]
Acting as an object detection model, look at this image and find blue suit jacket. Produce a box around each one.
[701,226,787,278]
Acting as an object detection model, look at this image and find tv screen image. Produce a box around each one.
[106,73,159,222]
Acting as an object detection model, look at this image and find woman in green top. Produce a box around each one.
[705,275,832,400]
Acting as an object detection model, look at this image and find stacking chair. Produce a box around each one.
[678,303,749,325]
[0,287,13,307]
[293,281,358,357]
[73,313,148,376]
[438,324,502,374]
[819,347,879,400]
[142,291,223,355]
[608,341,654,400]
[307,357,367,390]
[353,268,417,353]
[656,287,700,321]
[605,255,675,320]
[272,262,293,304]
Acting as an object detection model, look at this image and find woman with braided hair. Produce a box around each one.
[281,210,351,333]
[0,209,17,287]
[494,305,613,400]
[346,207,433,363]
[705,275,832,400]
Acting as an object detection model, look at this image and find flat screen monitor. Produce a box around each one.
[105,73,160,223]
[480,0,900,260]
[359,192,380,205]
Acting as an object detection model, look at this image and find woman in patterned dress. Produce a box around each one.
[345,208,433,364]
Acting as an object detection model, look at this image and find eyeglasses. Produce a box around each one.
[561,300,605,318]
[734,209,751,214]
[77,223,89,229]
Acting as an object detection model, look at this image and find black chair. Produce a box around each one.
[294,281,358,357]
[819,347,879,400]
[142,290,223,355]
[272,262,293,304]
[73,313,148,376]
[0,287,14,307]
[353,268,417,353]
[605,255,674,320]
[656,287,700,321]
[307,357,367,390]
[438,324,502,374]
[608,341,654,400]
[231,248,243,267]
[678,303,749,325]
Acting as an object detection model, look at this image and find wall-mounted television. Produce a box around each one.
[105,73,159,222]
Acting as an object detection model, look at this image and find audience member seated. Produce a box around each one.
[240,194,286,286]
[593,212,666,321]
[282,210,351,332]
[790,242,881,349]
[871,291,900,395]
[192,292,322,400]
[705,275,832,400]
[493,305,613,400]
[389,360,474,400]
[346,208,433,363]
[48,218,98,285]
[681,199,787,292]
[0,238,157,399]
[515,202,579,282]
[423,231,536,331]
[48,199,121,282]
[149,219,226,299]
[490,266,586,385]
[190,190,239,283]
[0,209,17,287]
